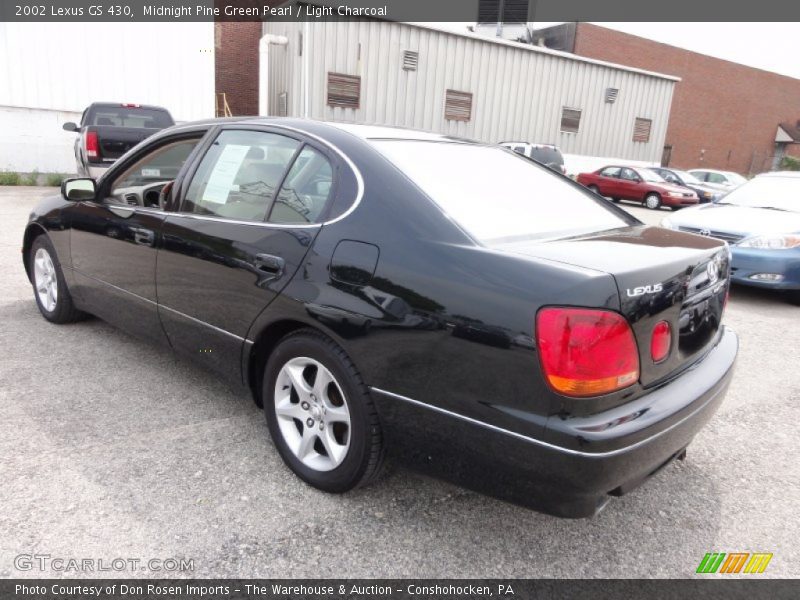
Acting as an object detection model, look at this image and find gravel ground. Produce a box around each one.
[1,188,798,578]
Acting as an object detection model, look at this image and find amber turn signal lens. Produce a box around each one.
[536,307,640,398]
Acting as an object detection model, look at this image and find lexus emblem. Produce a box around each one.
[706,260,719,283]
[699,228,711,236]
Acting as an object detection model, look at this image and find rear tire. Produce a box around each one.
[263,329,384,493]
[611,197,621,203]
[29,235,85,324]
[587,185,600,195]
[644,193,662,210]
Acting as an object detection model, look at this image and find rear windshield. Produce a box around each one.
[85,106,174,129]
[373,140,634,243]
[529,146,563,167]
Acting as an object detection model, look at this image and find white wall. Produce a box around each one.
[0,22,215,173]
[0,107,80,172]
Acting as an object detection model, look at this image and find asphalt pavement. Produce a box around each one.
[1,188,798,578]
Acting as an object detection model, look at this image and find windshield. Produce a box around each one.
[672,170,702,184]
[720,176,800,212]
[724,172,748,186]
[640,168,666,183]
[373,141,633,243]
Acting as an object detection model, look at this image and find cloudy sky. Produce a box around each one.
[432,22,800,80]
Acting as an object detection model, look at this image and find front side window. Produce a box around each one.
[373,141,632,244]
[110,138,202,206]
[620,168,639,181]
[183,130,300,222]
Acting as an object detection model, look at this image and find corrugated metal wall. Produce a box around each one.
[263,20,675,164]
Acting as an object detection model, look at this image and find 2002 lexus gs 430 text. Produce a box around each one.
[23,119,737,517]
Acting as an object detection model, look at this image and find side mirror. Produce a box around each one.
[61,178,96,201]
[63,122,79,132]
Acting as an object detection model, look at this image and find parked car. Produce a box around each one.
[499,141,566,174]
[688,169,747,192]
[63,102,175,178]
[577,165,699,210]
[650,167,722,203]
[23,119,737,517]
[662,171,800,304]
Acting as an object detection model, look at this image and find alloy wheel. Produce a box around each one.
[274,357,351,472]
[33,247,58,312]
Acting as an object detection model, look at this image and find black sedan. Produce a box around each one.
[651,167,722,203]
[23,119,738,517]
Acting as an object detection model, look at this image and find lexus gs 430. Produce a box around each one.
[23,119,737,517]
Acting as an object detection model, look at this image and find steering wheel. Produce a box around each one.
[158,181,174,210]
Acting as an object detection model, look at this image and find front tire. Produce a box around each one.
[29,235,85,323]
[644,193,662,210]
[263,329,384,493]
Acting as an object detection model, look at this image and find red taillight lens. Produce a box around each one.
[536,307,639,397]
[85,131,99,159]
[650,320,672,363]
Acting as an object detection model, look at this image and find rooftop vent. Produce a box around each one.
[605,88,619,103]
[402,50,419,71]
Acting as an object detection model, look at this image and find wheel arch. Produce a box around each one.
[22,223,48,281]
[246,318,343,408]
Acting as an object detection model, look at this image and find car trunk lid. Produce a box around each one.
[493,225,730,386]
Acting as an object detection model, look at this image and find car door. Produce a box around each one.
[155,126,335,384]
[68,131,207,345]
[597,166,621,196]
[618,167,643,200]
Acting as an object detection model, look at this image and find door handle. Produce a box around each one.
[254,253,285,277]
[133,228,155,246]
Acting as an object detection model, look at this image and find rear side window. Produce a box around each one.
[374,141,632,243]
[270,146,333,224]
[87,106,173,129]
[600,167,621,177]
[183,130,300,222]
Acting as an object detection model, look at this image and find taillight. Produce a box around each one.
[650,320,672,363]
[536,307,639,397]
[85,131,99,159]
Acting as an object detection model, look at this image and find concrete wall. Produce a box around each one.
[259,20,676,165]
[571,23,800,175]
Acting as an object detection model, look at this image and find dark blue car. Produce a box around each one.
[661,171,800,303]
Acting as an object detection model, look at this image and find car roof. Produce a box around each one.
[325,122,474,143]
[499,141,559,148]
[757,171,800,179]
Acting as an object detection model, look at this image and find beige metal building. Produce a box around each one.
[259,17,679,171]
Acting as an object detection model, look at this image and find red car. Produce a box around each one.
[577,165,699,210]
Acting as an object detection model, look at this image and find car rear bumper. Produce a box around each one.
[730,247,800,290]
[371,327,737,517]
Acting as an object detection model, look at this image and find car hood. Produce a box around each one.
[658,182,696,195]
[668,203,800,235]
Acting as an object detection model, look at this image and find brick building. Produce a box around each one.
[532,23,800,174]
[215,21,262,116]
